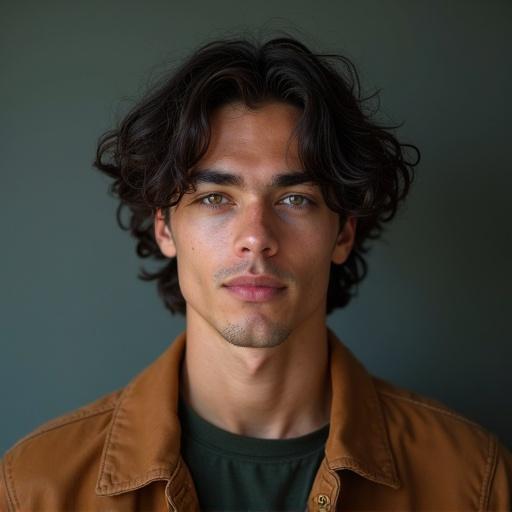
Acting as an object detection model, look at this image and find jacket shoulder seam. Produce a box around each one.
[479,432,498,511]
[8,402,117,452]
[3,453,19,512]
[377,388,487,434]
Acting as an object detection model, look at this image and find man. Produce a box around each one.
[1,36,510,512]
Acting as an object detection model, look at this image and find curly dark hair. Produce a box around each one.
[93,35,420,316]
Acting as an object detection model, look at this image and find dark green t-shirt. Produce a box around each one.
[178,396,329,511]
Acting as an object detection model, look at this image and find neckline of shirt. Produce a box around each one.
[178,394,329,460]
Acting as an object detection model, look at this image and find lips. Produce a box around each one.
[223,275,286,302]
[223,275,285,288]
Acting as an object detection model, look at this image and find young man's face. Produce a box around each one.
[155,101,356,348]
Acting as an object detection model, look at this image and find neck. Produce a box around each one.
[180,310,332,439]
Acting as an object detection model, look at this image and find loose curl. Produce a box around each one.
[94,35,420,315]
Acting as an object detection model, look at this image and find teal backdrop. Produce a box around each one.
[1,0,511,454]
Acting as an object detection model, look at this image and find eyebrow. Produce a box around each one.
[190,168,318,189]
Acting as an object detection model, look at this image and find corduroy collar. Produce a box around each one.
[96,328,400,496]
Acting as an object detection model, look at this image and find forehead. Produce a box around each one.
[197,101,303,173]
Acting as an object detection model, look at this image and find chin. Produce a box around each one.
[218,318,292,349]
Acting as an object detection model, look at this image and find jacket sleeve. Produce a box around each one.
[485,437,512,511]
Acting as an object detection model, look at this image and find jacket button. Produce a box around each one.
[315,493,331,511]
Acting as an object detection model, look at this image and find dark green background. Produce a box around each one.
[1,0,511,454]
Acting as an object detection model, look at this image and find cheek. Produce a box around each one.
[290,221,336,262]
[176,214,229,253]
[286,228,335,288]
[174,216,231,290]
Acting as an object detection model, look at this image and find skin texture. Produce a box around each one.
[154,101,356,438]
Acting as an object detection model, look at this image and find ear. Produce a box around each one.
[331,216,357,265]
[154,208,177,258]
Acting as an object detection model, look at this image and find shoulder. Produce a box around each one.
[373,376,489,435]
[1,389,122,511]
[372,376,512,508]
[5,388,121,457]
[372,375,496,453]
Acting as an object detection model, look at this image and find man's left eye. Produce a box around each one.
[281,195,311,207]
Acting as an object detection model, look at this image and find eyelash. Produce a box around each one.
[197,193,314,210]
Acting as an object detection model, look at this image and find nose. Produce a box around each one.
[233,201,279,258]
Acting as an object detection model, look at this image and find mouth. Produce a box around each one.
[222,284,286,303]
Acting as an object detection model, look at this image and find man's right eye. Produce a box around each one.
[199,193,228,209]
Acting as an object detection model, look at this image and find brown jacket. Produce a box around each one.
[1,330,511,511]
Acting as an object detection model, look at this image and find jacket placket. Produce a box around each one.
[307,458,341,511]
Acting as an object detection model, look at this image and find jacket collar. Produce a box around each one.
[96,332,187,496]
[96,329,400,496]
[325,328,400,488]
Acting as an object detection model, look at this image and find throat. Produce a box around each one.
[180,339,332,439]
